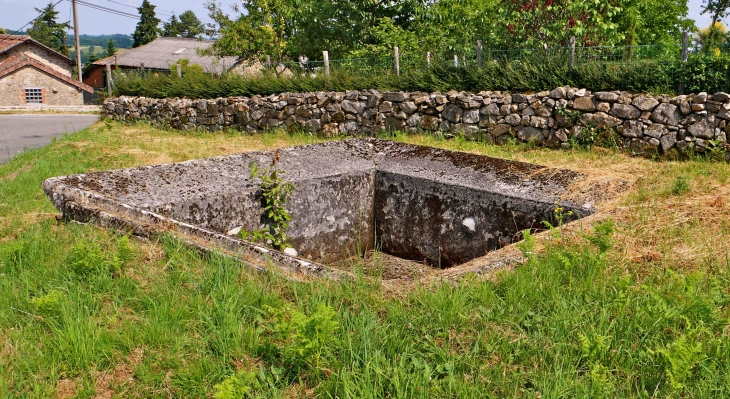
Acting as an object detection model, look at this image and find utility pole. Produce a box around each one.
[72,0,82,82]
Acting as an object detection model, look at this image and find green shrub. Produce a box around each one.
[113,53,730,99]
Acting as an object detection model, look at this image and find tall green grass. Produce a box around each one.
[2,123,730,397]
[3,217,730,397]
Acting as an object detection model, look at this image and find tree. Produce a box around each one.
[27,2,70,54]
[163,14,181,37]
[699,21,728,54]
[413,0,501,54]
[0,27,7,34]
[499,0,623,48]
[132,0,161,48]
[105,39,117,57]
[205,0,294,62]
[164,10,204,38]
[84,52,99,73]
[205,0,427,60]
[617,0,694,46]
[286,0,426,58]
[703,0,730,26]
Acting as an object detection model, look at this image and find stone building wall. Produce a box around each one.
[0,67,84,106]
[0,43,72,77]
[102,87,730,159]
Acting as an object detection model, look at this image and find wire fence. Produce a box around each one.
[268,43,689,75]
[254,41,730,94]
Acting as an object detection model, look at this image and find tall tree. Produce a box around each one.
[205,0,293,62]
[132,0,161,48]
[27,2,70,54]
[617,0,693,46]
[206,0,427,60]
[703,0,730,25]
[164,10,204,38]
[105,39,117,57]
[286,0,426,58]
[163,14,181,37]
[413,0,501,54]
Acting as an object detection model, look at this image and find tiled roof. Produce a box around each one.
[0,54,94,93]
[93,37,238,73]
[0,34,74,64]
[0,34,28,53]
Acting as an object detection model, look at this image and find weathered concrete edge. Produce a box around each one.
[41,176,345,279]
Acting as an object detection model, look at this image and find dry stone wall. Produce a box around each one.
[102,87,730,160]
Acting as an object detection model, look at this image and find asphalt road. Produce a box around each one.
[0,114,98,164]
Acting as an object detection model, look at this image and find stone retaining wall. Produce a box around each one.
[102,88,730,159]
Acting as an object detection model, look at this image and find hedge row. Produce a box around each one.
[112,54,730,99]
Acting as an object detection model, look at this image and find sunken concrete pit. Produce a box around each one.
[42,138,595,280]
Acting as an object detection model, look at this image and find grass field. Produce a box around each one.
[1,122,730,398]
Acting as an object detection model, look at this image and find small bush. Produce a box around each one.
[671,176,691,196]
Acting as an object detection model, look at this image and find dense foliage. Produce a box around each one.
[26,2,70,54]
[202,0,694,61]
[113,52,730,98]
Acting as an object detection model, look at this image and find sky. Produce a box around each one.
[0,0,718,37]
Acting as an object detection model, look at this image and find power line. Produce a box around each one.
[99,0,215,25]
[5,0,66,35]
[101,0,176,18]
[69,0,214,28]
[71,0,143,20]
[0,0,66,45]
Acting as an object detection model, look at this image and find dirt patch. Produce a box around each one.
[334,251,438,281]
[56,378,78,399]
[1,164,33,181]
[92,347,144,399]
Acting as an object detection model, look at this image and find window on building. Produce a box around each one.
[24,88,43,104]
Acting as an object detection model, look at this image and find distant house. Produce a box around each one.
[83,37,239,90]
[0,34,93,106]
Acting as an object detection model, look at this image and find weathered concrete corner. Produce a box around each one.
[42,138,594,277]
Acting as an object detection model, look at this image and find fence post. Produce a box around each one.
[265,55,271,70]
[454,54,458,67]
[323,51,330,76]
[427,51,431,67]
[477,40,483,67]
[678,31,689,94]
[394,46,400,76]
[569,36,576,68]
[106,64,113,97]
[176,64,182,77]
[140,62,145,73]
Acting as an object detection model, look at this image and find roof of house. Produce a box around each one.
[0,53,94,93]
[0,34,74,64]
[92,37,239,73]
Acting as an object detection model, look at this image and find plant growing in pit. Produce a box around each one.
[241,151,295,250]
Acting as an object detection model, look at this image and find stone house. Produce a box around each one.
[0,34,93,106]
